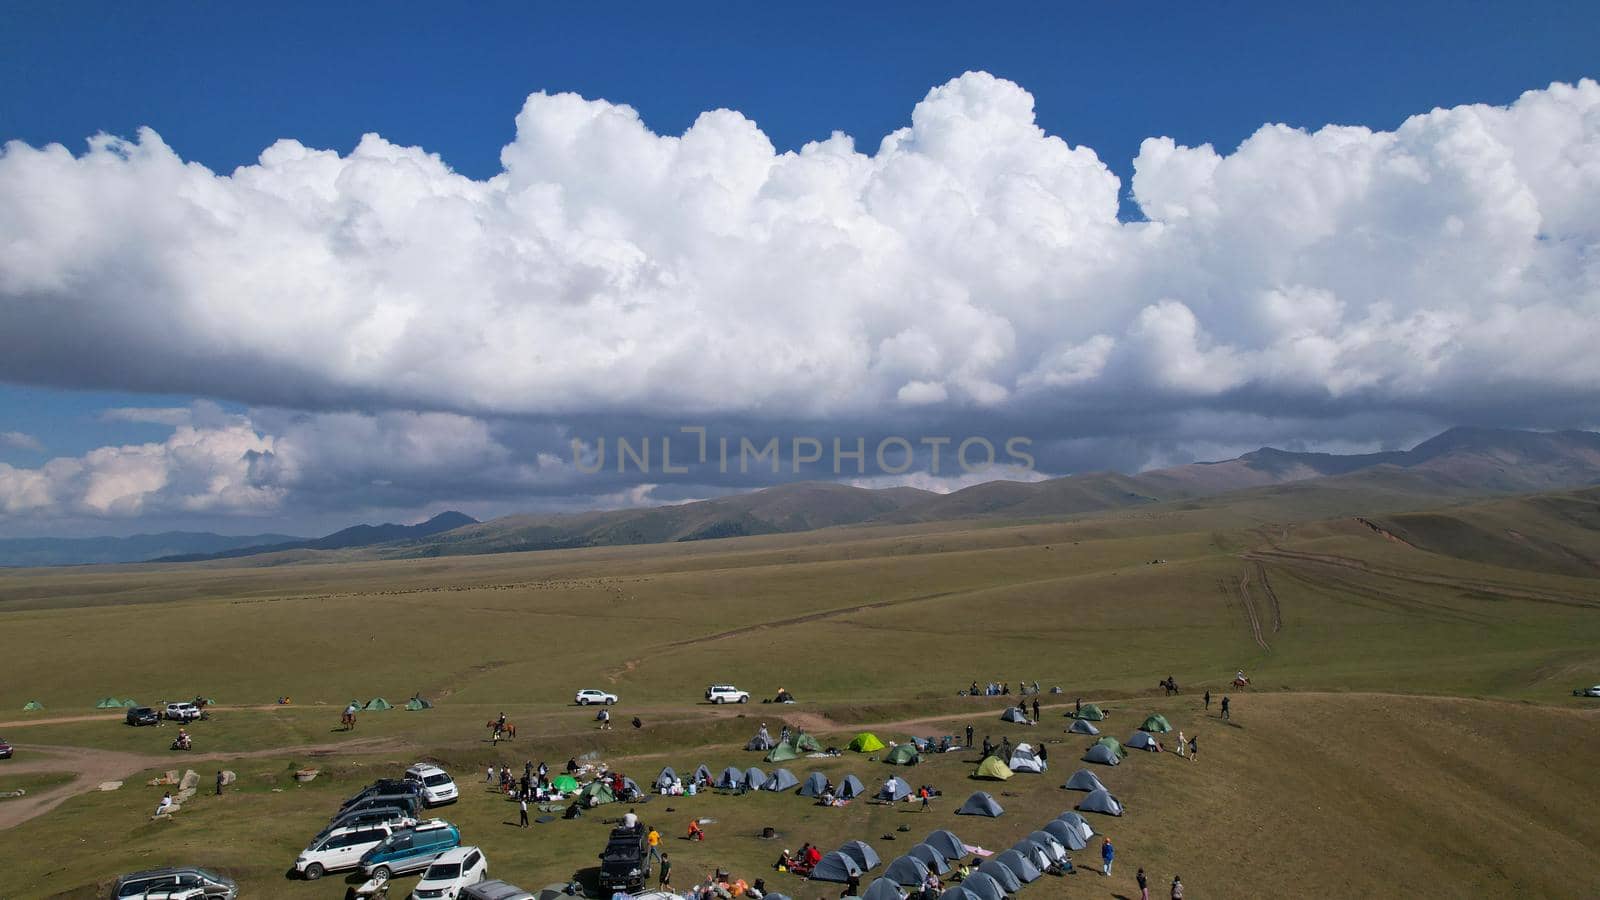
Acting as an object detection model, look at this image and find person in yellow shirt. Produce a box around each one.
[647,826,662,862]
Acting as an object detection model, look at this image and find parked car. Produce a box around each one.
[410,845,488,899]
[340,778,423,810]
[459,880,536,900]
[574,689,618,706]
[359,819,461,881]
[296,820,411,880]
[339,793,422,820]
[163,702,202,722]
[317,808,415,840]
[596,825,651,893]
[1575,684,1600,698]
[0,737,11,759]
[406,763,459,807]
[705,684,749,704]
[110,866,238,898]
[125,706,160,726]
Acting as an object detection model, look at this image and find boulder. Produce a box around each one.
[180,770,200,791]
[220,770,237,786]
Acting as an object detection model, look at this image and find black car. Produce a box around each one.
[0,737,12,759]
[125,707,159,726]
[596,825,651,893]
[339,778,422,810]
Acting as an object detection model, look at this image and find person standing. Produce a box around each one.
[965,724,974,749]
[519,796,529,827]
[215,770,224,796]
[1000,736,1011,761]
[1176,730,1187,758]
[1171,874,1184,899]
[1203,690,1211,711]
[1137,867,1149,900]
[1221,696,1231,721]
[1100,837,1114,876]
[1031,698,1040,722]
[647,826,662,861]
[659,853,672,888]
[843,873,860,899]
[1038,744,1048,768]
[1075,697,1082,717]
[1188,733,1198,762]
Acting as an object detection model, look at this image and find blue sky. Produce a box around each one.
[1,2,1597,536]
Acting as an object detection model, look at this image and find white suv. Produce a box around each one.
[406,764,459,807]
[705,685,749,704]
[296,820,406,880]
[164,702,202,722]
[411,846,488,899]
[575,689,618,706]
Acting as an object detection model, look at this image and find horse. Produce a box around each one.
[340,710,358,731]
[1159,677,1180,696]
[1232,674,1251,689]
[486,720,517,743]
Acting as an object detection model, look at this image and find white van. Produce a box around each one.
[410,845,489,899]
[295,820,406,880]
[406,763,459,807]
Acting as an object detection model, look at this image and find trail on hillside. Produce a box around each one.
[1244,547,1600,609]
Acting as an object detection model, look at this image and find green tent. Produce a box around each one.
[363,697,392,711]
[95,697,121,709]
[793,732,822,752]
[551,774,580,793]
[1076,704,1107,721]
[404,697,433,711]
[577,781,615,805]
[1140,714,1172,733]
[198,697,217,705]
[120,699,139,708]
[973,756,1014,780]
[22,700,44,711]
[1095,736,1128,758]
[764,740,801,763]
[849,732,887,753]
[886,744,921,766]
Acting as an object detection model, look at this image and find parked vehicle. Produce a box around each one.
[340,778,423,810]
[296,820,410,880]
[596,825,651,893]
[406,763,459,807]
[0,736,11,759]
[409,845,488,899]
[459,880,536,900]
[574,689,618,706]
[125,706,160,726]
[1574,684,1600,698]
[318,807,415,839]
[340,793,422,820]
[359,819,461,881]
[110,867,238,898]
[164,702,202,722]
[705,684,749,704]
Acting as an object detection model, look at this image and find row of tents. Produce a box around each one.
[824,824,1089,900]
[750,728,931,764]
[351,697,432,711]
[94,697,141,709]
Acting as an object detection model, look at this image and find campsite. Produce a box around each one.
[2,484,1600,898]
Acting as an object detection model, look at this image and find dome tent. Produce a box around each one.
[551,774,579,792]
[1126,731,1162,752]
[22,700,43,711]
[958,872,1006,900]
[849,732,886,753]
[1042,818,1088,851]
[716,767,744,789]
[363,697,392,711]
[809,851,864,883]
[1094,736,1128,758]
[1074,703,1106,720]
[1007,744,1044,773]
[883,855,930,887]
[741,766,767,790]
[764,740,801,763]
[836,774,867,799]
[1067,718,1100,735]
[1063,768,1107,792]
[885,743,921,765]
[404,697,433,710]
[955,791,1004,817]
[692,764,714,784]
[839,839,881,871]
[975,860,1021,894]
[1056,811,1096,841]
[861,878,906,900]
[972,756,1013,780]
[1082,743,1121,765]
[999,707,1029,724]
[876,776,913,802]
[906,844,950,874]
[798,772,829,797]
[1077,787,1124,816]
[923,829,965,861]
[994,848,1042,883]
[762,768,799,792]
[1141,713,1172,733]
[654,767,679,790]
[1025,831,1070,866]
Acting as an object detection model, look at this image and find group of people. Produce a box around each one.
[686,869,767,900]
[492,759,553,802]
[774,843,822,875]
[967,680,1051,697]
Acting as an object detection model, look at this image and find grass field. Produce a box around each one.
[2,488,1599,897]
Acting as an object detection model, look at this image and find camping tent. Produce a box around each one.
[994,849,1042,883]
[849,732,886,753]
[793,732,822,752]
[958,872,1006,900]
[404,697,433,710]
[716,767,744,789]
[1075,703,1106,720]
[839,840,881,871]
[551,775,579,793]
[1025,831,1070,866]
[837,774,867,800]
[972,756,1014,780]
[1042,818,1089,851]
[1056,811,1095,841]
[22,700,43,711]
[654,767,679,791]
[578,781,616,805]
[939,888,980,900]
[692,764,714,785]
[1007,744,1044,773]
[762,768,799,792]
[741,767,767,790]
[883,855,930,887]
[861,877,906,900]
[798,772,829,797]
[886,744,921,766]
[906,844,950,874]
[120,698,139,707]
[876,776,913,802]
[1141,713,1172,733]
[746,728,774,751]
[999,707,1029,724]
[764,741,801,763]
[923,829,965,861]
[621,777,642,798]
[363,697,392,711]
[1126,731,1162,752]
[1062,768,1107,793]
[1067,718,1100,735]
[810,851,864,883]
[1077,788,1124,816]
[975,860,1022,894]
[95,697,121,709]
[1011,839,1051,873]
[1094,736,1128,758]
[1082,744,1121,765]
[956,791,1004,817]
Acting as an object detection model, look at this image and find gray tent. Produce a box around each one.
[907,844,950,874]
[1067,718,1100,735]
[958,872,1006,900]
[1000,706,1029,724]
[976,859,1022,894]
[861,877,906,900]
[840,840,881,872]
[742,766,767,790]
[621,776,642,798]
[762,768,800,792]
[746,726,774,751]
[716,766,743,789]
[837,774,867,800]
[1126,731,1161,752]
[1056,811,1096,841]
[1007,744,1044,773]
[654,766,679,790]
[693,764,714,784]
[798,771,829,797]
[956,791,1004,817]
[1082,744,1121,766]
[1077,787,1124,816]
[939,888,981,900]
[923,829,965,861]
[1024,831,1070,866]
[1009,839,1052,874]
[994,849,1041,884]
[883,855,930,887]
[810,851,864,883]
[1062,768,1106,792]
[876,776,913,802]
[1043,818,1088,851]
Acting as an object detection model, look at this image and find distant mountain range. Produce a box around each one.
[7,427,1598,567]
